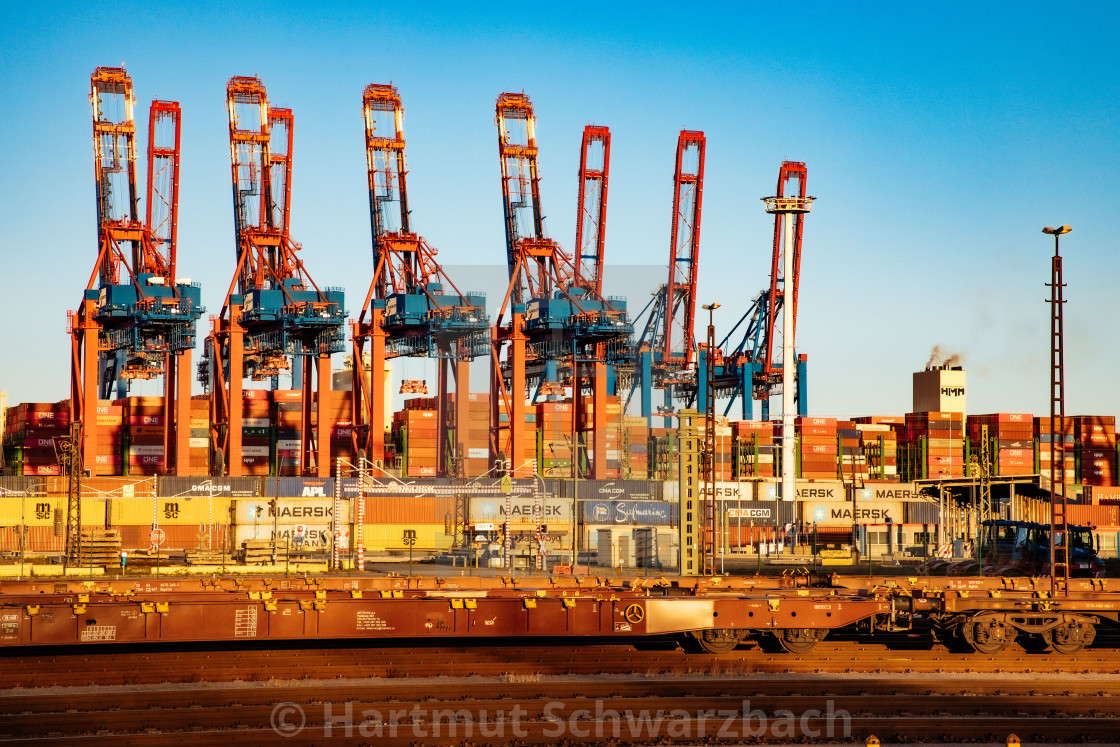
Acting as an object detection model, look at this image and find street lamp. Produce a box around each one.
[1043,224,1070,593]
[700,302,720,574]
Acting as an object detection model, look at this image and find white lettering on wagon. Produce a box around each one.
[80,625,117,642]
[357,610,394,632]
[234,607,258,638]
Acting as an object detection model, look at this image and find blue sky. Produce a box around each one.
[1,2,1117,419]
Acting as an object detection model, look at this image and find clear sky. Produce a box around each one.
[1,2,1117,420]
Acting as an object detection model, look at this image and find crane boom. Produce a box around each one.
[661,130,706,373]
[573,125,610,296]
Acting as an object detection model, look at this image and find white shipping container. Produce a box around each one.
[189,438,208,448]
[234,498,348,526]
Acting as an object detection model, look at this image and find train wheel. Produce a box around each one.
[1044,621,1096,655]
[688,628,746,654]
[775,628,825,654]
[960,614,1014,654]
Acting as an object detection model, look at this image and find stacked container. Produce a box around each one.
[967,413,1034,476]
[837,421,866,482]
[797,416,838,479]
[1035,416,1076,486]
[581,395,623,477]
[321,390,354,470]
[695,415,733,481]
[648,426,677,480]
[451,393,491,476]
[273,389,303,475]
[393,402,438,477]
[93,402,124,475]
[853,421,898,479]
[188,395,209,473]
[495,394,536,472]
[731,420,776,478]
[620,416,649,479]
[4,402,69,476]
[904,411,965,478]
[241,389,271,476]
[1072,415,1117,486]
[120,396,164,475]
[537,401,573,477]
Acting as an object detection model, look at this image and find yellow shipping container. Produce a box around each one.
[358,523,453,552]
[107,495,233,526]
[0,496,107,527]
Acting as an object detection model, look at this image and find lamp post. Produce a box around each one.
[701,302,720,575]
[1043,224,1070,593]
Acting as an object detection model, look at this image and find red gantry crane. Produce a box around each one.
[350,83,488,474]
[706,161,810,420]
[491,94,631,477]
[70,66,203,476]
[626,131,706,425]
[571,125,615,476]
[201,77,346,477]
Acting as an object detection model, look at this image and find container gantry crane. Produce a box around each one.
[571,125,618,476]
[625,131,706,427]
[698,161,809,420]
[201,76,346,477]
[490,94,632,477]
[69,67,203,475]
[350,83,489,474]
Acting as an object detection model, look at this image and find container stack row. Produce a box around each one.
[903,411,966,478]
[620,416,650,479]
[731,420,777,479]
[968,413,1034,476]
[798,416,838,479]
[3,402,70,476]
[393,404,439,477]
[1071,415,1116,486]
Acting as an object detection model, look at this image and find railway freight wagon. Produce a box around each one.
[5,572,1120,656]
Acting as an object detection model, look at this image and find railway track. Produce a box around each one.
[3,634,1120,689]
[6,631,1120,743]
[3,674,1119,744]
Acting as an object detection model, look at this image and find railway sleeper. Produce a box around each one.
[938,612,1099,655]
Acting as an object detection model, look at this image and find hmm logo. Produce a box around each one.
[940,387,965,396]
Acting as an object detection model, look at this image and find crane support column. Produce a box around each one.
[316,353,333,478]
[763,193,814,500]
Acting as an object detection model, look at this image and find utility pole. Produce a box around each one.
[1043,224,1071,595]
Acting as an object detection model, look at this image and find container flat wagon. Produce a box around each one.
[0,575,1116,655]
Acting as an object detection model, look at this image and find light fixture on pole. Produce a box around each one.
[763,194,815,502]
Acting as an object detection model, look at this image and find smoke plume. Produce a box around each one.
[926,346,963,369]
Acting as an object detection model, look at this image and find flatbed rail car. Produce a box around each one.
[833,575,1120,655]
[1,574,1118,655]
[0,575,888,654]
